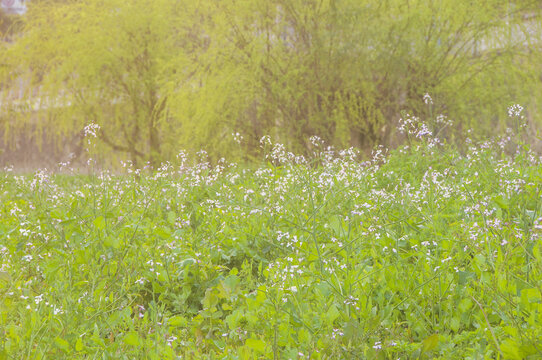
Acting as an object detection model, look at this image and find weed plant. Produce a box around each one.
[0,107,541,359]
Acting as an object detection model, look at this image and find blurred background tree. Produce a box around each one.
[209,0,542,155]
[0,0,541,167]
[0,8,13,35]
[1,0,212,168]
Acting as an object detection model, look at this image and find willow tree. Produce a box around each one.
[204,0,542,153]
[0,8,17,37]
[1,0,541,165]
[1,0,211,168]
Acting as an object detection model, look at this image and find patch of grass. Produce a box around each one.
[0,114,541,359]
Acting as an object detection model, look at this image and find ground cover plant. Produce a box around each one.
[0,108,541,359]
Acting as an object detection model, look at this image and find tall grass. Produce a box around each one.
[0,107,541,359]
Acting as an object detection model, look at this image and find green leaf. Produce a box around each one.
[326,304,341,323]
[220,274,239,297]
[167,211,176,225]
[93,216,106,230]
[450,317,460,332]
[54,337,70,353]
[343,319,361,340]
[168,315,187,327]
[458,298,473,313]
[480,271,491,284]
[75,337,84,352]
[458,270,475,285]
[0,272,10,282]
[124,331,141,347]
[59,217,77,225]
[474,254,486,268]
[245,338,266,353]
[329,216,343,235]
[420,334,439,355]
[155,227,171,239]
[50,209,64,219]
[501,339,523,360]
[103,236,120,249]
[521,288,541,306]
[298,328,310,343]
[493,195,508,210]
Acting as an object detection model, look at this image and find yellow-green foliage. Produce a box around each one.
[1,0,541,165]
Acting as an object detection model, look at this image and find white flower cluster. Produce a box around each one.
[423,93,433,105]
[507,104,524,118]
[84,122,100,138]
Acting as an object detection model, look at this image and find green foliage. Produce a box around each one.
[2,0,210,167]
[0,113,541,358]
[1,0,541,164]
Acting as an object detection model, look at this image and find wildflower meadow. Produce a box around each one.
[0,109,541,359]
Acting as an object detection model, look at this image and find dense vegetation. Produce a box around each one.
[1,1,541,166]
[1,3,541,358]
[0,111,540,359]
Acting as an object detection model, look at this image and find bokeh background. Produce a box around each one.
[1,0,541,170]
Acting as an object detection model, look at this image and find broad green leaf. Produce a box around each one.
[93,216,106,230]
[155,227,171,239]
[421,334,439,355]
[168,315,187,327]
[124,331,140,347]
[103,236,120,249]
[298,328,310,343]
[75,337,84,352]
[245,338,266,353]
